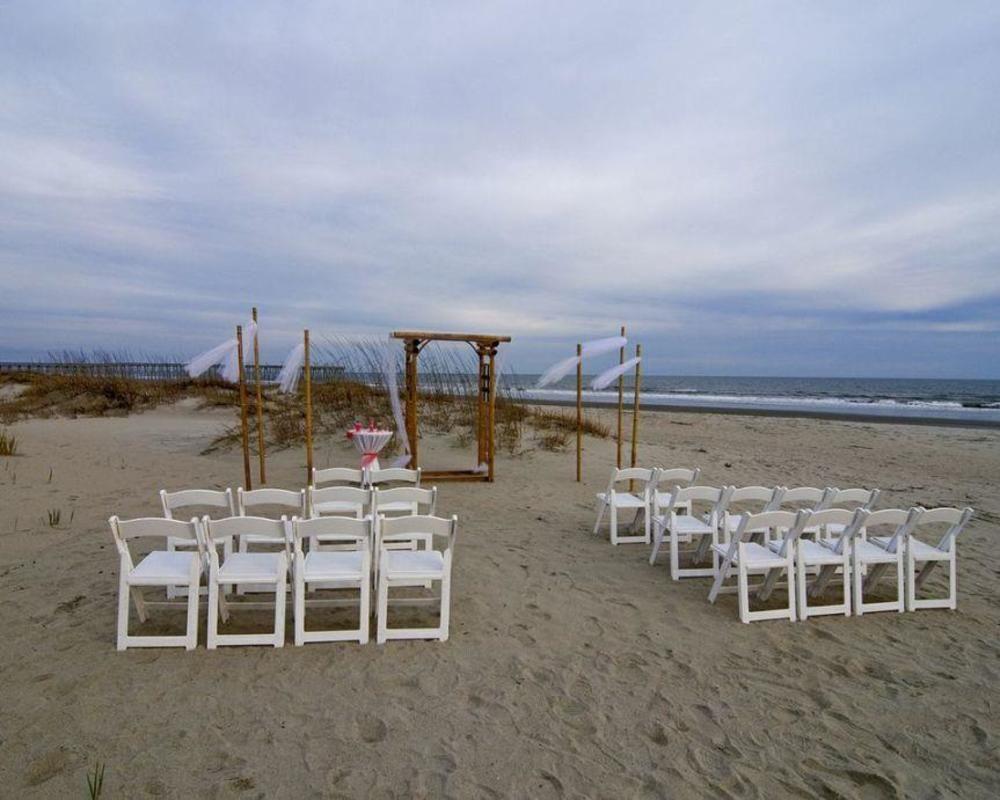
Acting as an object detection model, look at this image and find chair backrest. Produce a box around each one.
[726,486,784,515]
[653,467,701,491]
[828,487,880,510]
[778,486,834,508]
[238,487,306,517]
[605,467,656,499]
[307,486,371,516]
[864,507,922,553]
[736,509,808,555]
[368,467,421,487]
[203,516,289,561]
[372,486,437,516]
[801,507,868,554]
[291,515,370,555]
[312,467,364,487]
[914,506,974,551]
[659,485,732,521]
[109,516,200,561]
[378,514,457,552]
[160,488,234,519]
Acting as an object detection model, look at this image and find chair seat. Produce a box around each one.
[871,535,949,561]
[597,492,646,509]
[303,550,366,581]
[129,551,200,585]
[712,542,786,568]
[383,550,445,579]
[218,552,285,583]
[661,514,714,536]
[774,539,844,565]
[853,540,900,563]
[313,501,363,516]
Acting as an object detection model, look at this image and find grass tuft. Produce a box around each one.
[0,428,16,456]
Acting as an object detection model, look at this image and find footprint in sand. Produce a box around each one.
[356,713,388,743]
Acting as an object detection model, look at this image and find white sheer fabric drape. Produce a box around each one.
[536,335,627,388]
[383,337,411,467]
[591,356,640,390]
[276,342,305,394]
[220,320,256,383]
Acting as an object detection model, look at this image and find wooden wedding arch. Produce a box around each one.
[391,330,512,482]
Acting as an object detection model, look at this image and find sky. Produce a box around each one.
[1,1,999,377]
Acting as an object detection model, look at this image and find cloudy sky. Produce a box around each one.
[1,2,998,377]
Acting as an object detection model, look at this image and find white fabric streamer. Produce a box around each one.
[221,319,256,383]
[383,337,411,459]
[186,337,237,379]
[276,342,305,394]
[535,335,628,388]
[591,356,641,390]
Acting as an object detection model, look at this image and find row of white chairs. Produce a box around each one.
[312,466,421,489]
[594,467,974,623]
[111,512,457,650]
[705,504,973,622]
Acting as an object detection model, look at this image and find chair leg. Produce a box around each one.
[294,571,305,647]
[131,586,148,623]
[207,575,219,650]
[649,522,663,565]
[670,528,680,581]
[738,559,750,624]
[236,537,248,595]
[786,555,797,622]
[439,572,451,642]
[359,575,371,644]
[117,572,130,651]
[948,554,957,610]
[609,505,618,545]
[376,573,389,644]
[853,555,864,616]
[593,502,606,535]
[185,579,199,651]
[906,547,916,612]
[843,551,852,617]
[273,573,286,648]
[896,554,905,613]
[643,507,651,544]
[796,558,807,621]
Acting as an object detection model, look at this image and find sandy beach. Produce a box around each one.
[1,402,999,798]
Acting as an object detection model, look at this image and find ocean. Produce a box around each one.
[509,375,1000,426]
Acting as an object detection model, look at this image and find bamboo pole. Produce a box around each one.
[252,307,266,485]
[616,324,625,469]
[576,342,582,482]
[488,345,497,482]
[630,343,642,469]
[236,325,252,490]
[304,329,313,488]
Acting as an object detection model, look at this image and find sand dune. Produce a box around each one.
[1,404,998,797]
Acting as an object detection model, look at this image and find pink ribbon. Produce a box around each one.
[361,451,380,468]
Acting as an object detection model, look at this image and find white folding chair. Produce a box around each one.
[376,514,457,643]
[593,467,657,545]
[159,488,235,598]
[650,485,732,580]
[311,466,365,488]
[853,508,922,615]
[773,487,835,539]
[871,506,973,612]
[368,467,422,489]
[790,508,868,620]
[720,486,785,546]
[650,467,702,517]
[109,516,203,651]
[372,486,437,518]
[291,516,371,645]
[203,516,289,648]
[236,487,305,594]
[708,510,808,623]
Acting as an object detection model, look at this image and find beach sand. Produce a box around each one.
[1,402,999,798]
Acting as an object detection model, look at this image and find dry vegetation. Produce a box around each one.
[1,340,609,455]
